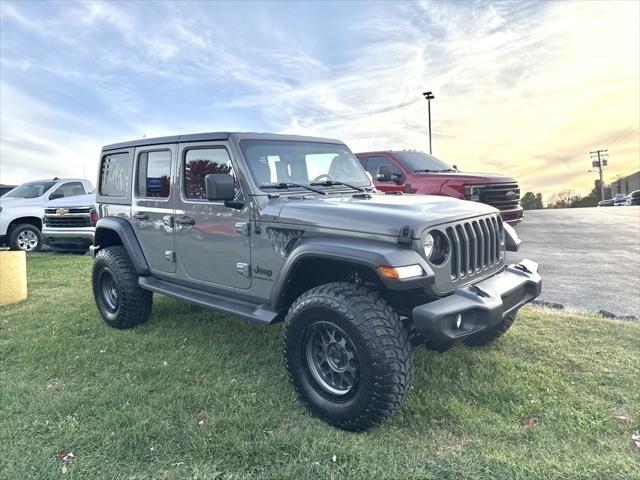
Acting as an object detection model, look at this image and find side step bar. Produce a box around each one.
[139,276,278,326]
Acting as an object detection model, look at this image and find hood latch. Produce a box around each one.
[398,226,414,246]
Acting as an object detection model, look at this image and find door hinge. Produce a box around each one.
[165,250,176,262]
[236,262,250,277]
[235,222,249,236]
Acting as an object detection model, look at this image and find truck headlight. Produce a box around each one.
[423,232,434,258]
[423,230,449,265]
[463,185,483,201]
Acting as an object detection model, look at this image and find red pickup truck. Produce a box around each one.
[356,150,523,224]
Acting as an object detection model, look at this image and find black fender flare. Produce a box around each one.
[94,217,150,275]
[270,237,433,308]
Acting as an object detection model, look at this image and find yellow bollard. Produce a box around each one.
[0,250,28,305]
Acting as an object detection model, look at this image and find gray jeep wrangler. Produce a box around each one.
[91,132,541,431]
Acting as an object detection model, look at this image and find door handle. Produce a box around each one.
[133,213,149,221]
[175,216,195,226]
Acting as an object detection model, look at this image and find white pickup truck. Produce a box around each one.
[0,178,93,252]
[42,193,96,251]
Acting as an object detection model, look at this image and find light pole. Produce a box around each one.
[422,91,435,154]
[589,149,608,201]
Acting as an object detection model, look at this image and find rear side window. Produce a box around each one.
[184,148,235,200]
[137,150,171,198]
[100,152,130,197]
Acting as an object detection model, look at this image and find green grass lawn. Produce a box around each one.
[1,253,639,479]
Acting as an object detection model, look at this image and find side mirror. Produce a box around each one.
[205,174,236,201]
[49,192,64,200]
[391,172,404,184]
[376,165,392,182]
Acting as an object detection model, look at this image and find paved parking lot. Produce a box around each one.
[507,206,640,317]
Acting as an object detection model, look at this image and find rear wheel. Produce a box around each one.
[283,282,413,431]
[8,224,43,252]
[92,246,152,329]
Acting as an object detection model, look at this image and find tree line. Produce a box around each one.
[521,181,603,210]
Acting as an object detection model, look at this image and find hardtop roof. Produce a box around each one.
[102,132,346,151]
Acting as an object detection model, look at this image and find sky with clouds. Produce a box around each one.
[1,0,638,199]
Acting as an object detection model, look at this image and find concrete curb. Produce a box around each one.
[530,300,638,321]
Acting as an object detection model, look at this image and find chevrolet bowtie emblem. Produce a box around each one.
[56,208,68,215]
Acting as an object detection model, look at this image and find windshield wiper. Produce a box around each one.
[309,180,367,192]
[259,182,327,195]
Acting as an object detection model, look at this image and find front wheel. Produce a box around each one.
[8,224,43,252]
[283,282,413,431]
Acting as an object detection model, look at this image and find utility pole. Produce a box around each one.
[589,149,608,201]
[422,91,435,154]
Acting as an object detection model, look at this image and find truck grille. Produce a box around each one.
[479,183,520,211]
[45,217,92,228]
[45,207,92,215]
[44,206,93,229]
[444,215,503,280]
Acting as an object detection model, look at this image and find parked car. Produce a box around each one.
[626,190,640,206]
[355,150,524,224]
[91,132,541,431]
[613,193,627,206]
[43,193,96,251]
[0,178,93,251]
[0,184,17,197]
[598,198,614,207]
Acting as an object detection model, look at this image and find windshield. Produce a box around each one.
[4,181,57,199]
[393,151,454,172]
[240,140,372,191]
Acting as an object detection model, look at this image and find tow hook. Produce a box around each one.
[514,263,532,274]
[469,285,490,298]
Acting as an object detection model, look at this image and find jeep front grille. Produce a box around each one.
[479,183,520,211]
[444,215,503,280]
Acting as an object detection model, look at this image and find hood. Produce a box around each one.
[274,193,497,238]
[416,171,517,184]
[0,196,45,207]
[45,193,96,208]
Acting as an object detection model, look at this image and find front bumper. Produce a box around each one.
[412,259,541,344]
[43,227,95,246]
[499,206,523,224]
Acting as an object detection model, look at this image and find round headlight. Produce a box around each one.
[423,232,434,258]
[425,230,449,265]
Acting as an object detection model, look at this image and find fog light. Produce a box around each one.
[454,313,463,330]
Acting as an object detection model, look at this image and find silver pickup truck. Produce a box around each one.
[43,193,96,251]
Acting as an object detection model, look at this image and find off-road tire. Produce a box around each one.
[283,282,413,431]
[92,246,152,329]
[464,312,517,347]
[8,224,43,252]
